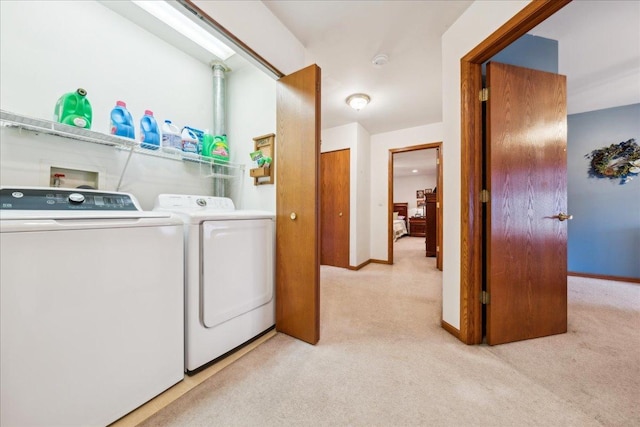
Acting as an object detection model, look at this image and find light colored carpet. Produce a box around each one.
[139,236,640,426]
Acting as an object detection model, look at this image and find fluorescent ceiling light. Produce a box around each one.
[132,0,235,60]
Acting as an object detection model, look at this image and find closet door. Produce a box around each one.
[321,149,350,268]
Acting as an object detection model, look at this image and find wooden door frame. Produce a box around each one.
[458,0,571,344]
[388,142,442,266]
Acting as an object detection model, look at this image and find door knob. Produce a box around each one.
[290,212,297,220]
[555,212,573,221]
[338,212,343,217]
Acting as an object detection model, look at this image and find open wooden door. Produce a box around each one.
[321,149,350,268]
[486,62,568,345]
[436,146,443,271]
[275,64,321,345]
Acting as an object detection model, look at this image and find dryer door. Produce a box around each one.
[201,218,274,328]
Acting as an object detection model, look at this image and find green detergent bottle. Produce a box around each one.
[201,131,215,158]
[53,88,92,129]
[210,134,229,162]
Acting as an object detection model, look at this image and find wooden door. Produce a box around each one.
[321,149,350,268]
[486,62,568,345]
[436,147,443,271]
[275,64,321,345]
[425,193,437,257]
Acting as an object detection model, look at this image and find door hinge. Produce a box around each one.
[480,189,490,203]
[479,87,489,102]
[436,202,440,208]
[317,81,321,93]
[436,158,440,165]
[481,291,490,305]
[436,246,440,252]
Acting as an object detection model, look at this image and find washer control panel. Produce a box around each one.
[0,188,139,211]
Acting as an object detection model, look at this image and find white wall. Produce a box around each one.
[0,1,213,136]
[369,123,443,261]
[394,174,437,217]
[188,1,305,214]
[0,127,215,210]
[354,123,371,266]
[322,123,356,153]
[441,0,530,329]
[227,63,277,212]
[0,1,279,212]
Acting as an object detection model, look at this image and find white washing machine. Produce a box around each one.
[0,187,184,427]
[154,194,275,373]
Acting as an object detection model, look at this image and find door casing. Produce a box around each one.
[458,0,571,344]
[388,142,442,268]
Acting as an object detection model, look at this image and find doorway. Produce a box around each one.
[458,0,571,344]
[389,142,442,270]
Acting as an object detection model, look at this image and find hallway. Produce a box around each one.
[139,236,639,426]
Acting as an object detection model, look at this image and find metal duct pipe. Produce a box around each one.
[212,64,226,136]
[211,63,227,197]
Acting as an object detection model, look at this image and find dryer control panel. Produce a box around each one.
[154,194,235,212]
[0,188,140,211]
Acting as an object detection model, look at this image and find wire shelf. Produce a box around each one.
[0,109,245,176]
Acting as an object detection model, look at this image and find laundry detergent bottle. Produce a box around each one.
[201,130,215,158]
[140,110,160,149]
[161,120,182,152]
[53,88,93,129]
[181,127,199,154]
[211,135,229,162]
[110,101,135,139]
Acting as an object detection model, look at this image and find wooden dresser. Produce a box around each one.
[409,217,426,237]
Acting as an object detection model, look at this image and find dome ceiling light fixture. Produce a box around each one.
[346,93,371,111]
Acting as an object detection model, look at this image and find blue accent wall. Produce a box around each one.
[568,104,640,279]
[485,34,558,74]
[483,33,638,278]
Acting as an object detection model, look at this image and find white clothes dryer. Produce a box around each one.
[0,187,184,427]
[154,194,275,373]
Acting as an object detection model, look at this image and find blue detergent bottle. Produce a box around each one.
[181,127,199,154]
[110,101,135,139]
[140,110,160,150]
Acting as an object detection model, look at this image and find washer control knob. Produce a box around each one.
[68,193,85,204]
[196,198,207,207]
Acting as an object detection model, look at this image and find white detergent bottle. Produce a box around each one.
[181,127,199,154]
[161,120,182,152]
